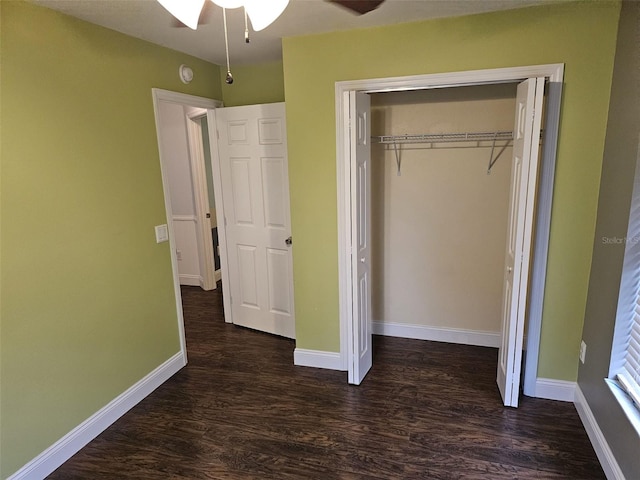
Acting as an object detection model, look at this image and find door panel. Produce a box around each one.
[262,158,287,228]
[497,78,545,407]
[266,248,293,314]
[349,91,373,385]
[216,103,295,339]
[258,118,284,144]
[230,159,254,224]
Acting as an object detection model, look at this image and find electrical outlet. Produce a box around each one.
[176,250,182,261]
[579,340,587,364]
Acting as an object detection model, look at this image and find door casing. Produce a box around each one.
[335,64,564,397]
[152,89,226,361]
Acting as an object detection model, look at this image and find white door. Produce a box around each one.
[349,91,373,384]
[215,103,295,339]
[497,78,545,407]
[185,111,216,291]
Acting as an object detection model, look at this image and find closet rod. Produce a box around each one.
[372,130,513,145]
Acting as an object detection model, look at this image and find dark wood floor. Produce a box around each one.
[48,285,605,479]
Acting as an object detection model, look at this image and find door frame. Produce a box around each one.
[185,108,216,291]
[335,64,564,396]
[151,89,228,360]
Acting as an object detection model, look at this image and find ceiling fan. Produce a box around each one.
[328,0,386,15]
[158,0,289,84]
[159,0,289,31]
[158,0,384,84]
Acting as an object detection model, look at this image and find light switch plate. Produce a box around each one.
[155,224,169,243]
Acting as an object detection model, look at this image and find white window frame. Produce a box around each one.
[608,143,640,433]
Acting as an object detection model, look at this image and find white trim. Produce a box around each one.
[373,321,500,348]
[206,109,234,328]
[533,378,576,402]
[575,385,626,480]
[606,378,640,438]
[214,269,222,283]
[172,215,197,222]
[7,352,185,480]
[335,64,564,94]
[293,348,345,371]
[152,88,223,359]
[179,274,201,287]
[152,88,223,109]
[523,80,564,397]
[337,89,352,372]
[336,64,564,389]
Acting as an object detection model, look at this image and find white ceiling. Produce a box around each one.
[30,0,554,66]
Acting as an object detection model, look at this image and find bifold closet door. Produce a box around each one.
[349,91,373,385]
[496,77,545,407]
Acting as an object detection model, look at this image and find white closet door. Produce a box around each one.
[215,103,295,339]
[497,78,545,407]
[349,91,373,385]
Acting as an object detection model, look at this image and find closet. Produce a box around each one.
[370,84,519,347]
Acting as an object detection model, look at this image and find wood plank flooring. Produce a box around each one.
[48,285,605,479]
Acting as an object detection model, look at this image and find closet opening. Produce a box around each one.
[370,83,523,400]
[370,83,518,347]
[336,64,563,407]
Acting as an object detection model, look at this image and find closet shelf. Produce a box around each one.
[373,130,518,176]
[372,130,513,145]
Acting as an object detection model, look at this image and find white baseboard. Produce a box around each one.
[533,377,576,402]
[214,269,222,282]
[574,385,625,480]
[179,274,200,286]
[293,348,345,371]
[373,321,500,348]
[8,352,186,480]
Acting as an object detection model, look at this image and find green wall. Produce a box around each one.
[579,2,640,477]
[0,2,221,477]
[283,1,620,380]
[220,61,285,106]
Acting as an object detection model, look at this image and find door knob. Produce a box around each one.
[285,236,292,246]
[360,257,365,263]
[507,266,513,273]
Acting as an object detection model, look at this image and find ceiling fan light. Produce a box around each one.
[245,0,289,31]
[210,0,246,9]
[158,0,205,29]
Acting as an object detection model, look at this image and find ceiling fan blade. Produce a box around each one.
[159,0,205,29]
[328,0,385,15]
[171,0,215,28]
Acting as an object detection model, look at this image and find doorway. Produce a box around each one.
[336,64,564,405]
[185,108,222,292]
[152,91,296,360]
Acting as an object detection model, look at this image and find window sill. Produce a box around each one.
[605,378,640,438]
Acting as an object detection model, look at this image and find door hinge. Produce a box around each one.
[216,129,220,140]
[224,216,227,226]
